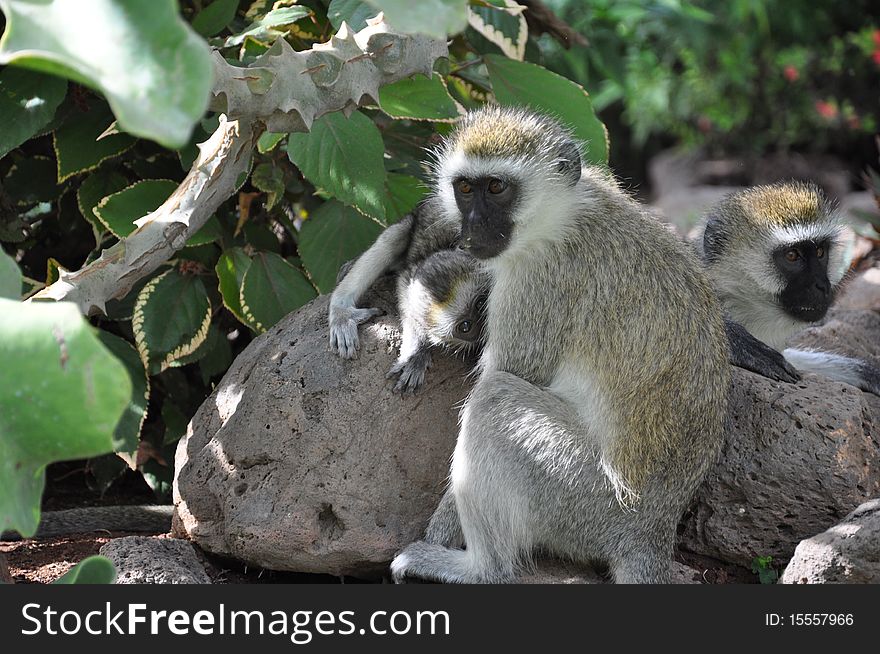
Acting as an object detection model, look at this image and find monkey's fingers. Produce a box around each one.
[330,323,360,359]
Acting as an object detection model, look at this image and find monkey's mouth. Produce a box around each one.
[785,304,829,322]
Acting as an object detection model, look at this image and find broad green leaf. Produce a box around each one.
[240,252,317,332]
[4,155,61,204]
[133,269,212,375]
[96,331,148,456]
[363,0,468,38]
[225,6,312,46]
[53,98,135,182]
[0,299,130,537]
[0,248,21,299]
[185,215,223,247]
[77,169,129,237]
[385,173,426,222]
[53,555,117,584]
[379,73,462,122]
[192,0,239,37]
[287,110,387,221]
[468,0,527,61]
[0,0,213,148]
[94,180,177,237]
[0,66,66,160]
[251,162,285,210]
[216,247,252,324]
[327,0,379,31]
[198,325,233,384]
[485,54,609,164]
[299,200,383,294]
[257,131,286,153]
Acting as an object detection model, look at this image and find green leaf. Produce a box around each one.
[485,54,609,165]
[257,131,286,154]
[94,180,178,237]
[53,98,135,182]
[185,215,223,247]
[53,555,117,584]
[287,110,387,221]
[385,173,426,222]
[192,0,239,37]
[216,247,252,324]
[0,0,214,148]
[0,300,129,537]
[379,73,462,122]
[95,331,148,456]
[0,66,66,160]
[77,169,129,237]
[468,0,528,61]
[327,0,379,31]
[299,200,384,294]
[225,6,312,47]
[197,325,233,384]
[363,0,468,38]
[251,162,285,210]
[4,155,61,205]
[0,248,22,299]
[240,252,317,332]
[133,269,212,375]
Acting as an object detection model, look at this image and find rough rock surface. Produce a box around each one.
[176,263,880,578]
[780,499,880,584]
[678,273,880,567]
[100,536,211,584]
[174,278,472,576]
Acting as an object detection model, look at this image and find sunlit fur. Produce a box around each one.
[392,106,730,584]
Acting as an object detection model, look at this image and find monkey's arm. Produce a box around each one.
[782,349,880,396]
[329,216,413,359]
[0,505,173,541]
[386,311,433,394]
[724,318,801,383]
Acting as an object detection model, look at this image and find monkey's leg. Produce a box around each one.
[783,348,880,396]
[609,539,673,584]
[386,314,433,393]
[329,217,412,359]
[424,489,463,548]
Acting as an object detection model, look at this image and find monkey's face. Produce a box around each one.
[453,176,518,259]
[772,239,833,322]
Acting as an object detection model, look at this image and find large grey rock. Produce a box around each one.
[100,536,211,584]
[678,287,880,567]
[780,499,880,584]
[175,264,880,578]
[174,279,471,577]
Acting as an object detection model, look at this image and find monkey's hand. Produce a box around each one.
[856,361,880,397]
[387,350,432,394]
[329,303,383,359]
[725,318,800,383]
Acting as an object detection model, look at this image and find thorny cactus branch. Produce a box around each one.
[30,15,448,314]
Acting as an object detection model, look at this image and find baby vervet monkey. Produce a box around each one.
[329,198,487,392]
[391,105,730,584]
[695,182,880,396]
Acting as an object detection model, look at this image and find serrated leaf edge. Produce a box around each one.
[467,1,528,61]
[379,73,465,123]
[93,178,178,238]
[53,130,134,184]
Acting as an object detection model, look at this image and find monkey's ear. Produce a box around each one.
[701,215,726,263]
[556,141,582,186]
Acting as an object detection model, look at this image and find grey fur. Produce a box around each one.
[695,183,880,396]
[392,106,730,584]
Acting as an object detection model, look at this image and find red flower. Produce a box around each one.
[873,49,880,66]
[783,65,799,82]
[815,101,837,119]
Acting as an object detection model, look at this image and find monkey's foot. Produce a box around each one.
[387,351,432,394]
[391,542,468,584]
[328,305,383,359]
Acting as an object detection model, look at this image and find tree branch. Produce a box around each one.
[31,16,447,314]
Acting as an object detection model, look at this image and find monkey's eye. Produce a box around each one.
[473,296,486,313]
[457,180,472,194]
[456,320,472,334]
[816,245,825,259]
[488,178,506,194]
[785,249,800,263]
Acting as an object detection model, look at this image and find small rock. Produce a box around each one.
[780,499,880,584]
[100,536,211,584]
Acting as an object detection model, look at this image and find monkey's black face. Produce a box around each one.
[453,294,487,343]
[453,176,518,259]
[772,239,833,322]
